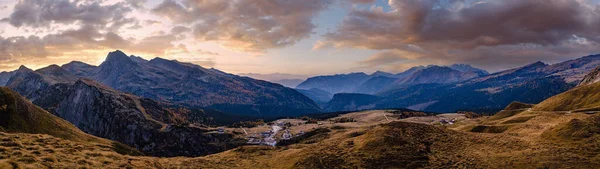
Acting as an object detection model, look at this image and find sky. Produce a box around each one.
[1,0,600,76]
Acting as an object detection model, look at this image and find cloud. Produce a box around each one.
[318,0,600,71]
[0,0,200,70]
[152,0,333,53]
[350,0,377,4]
[6,0,137,30]
[0,24,183,69]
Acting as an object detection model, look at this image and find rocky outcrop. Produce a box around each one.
[6,65,245,157]
[579,66,600,86]
[0,71,15,86]
[30,79,245,157]
[0,87,142,156]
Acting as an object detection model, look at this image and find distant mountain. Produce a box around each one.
[370,71,395,78]
[64,50,321,118]
[324,93,382,112]
[297,64,487,96]
[449,64,489,76]
[395,65,481,85]
[6,65,77,101]
[273,79,305,88]
[239,73,308,87]
[321,54,600,113]
[295,88,333,105]
[296,72,372,94]
[62,61,98,77]
[380,55,600,113]
[394,66,426,80]
[353,76,398,94]
[0,87,141,155]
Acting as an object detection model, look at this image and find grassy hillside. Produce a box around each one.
[3,104,600,168]
[533,82,600,111]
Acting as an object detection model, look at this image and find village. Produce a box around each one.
[214,110,468,147]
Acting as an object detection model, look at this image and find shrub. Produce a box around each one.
[331,117,356,123]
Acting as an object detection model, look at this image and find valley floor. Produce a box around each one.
[3,110,600,169]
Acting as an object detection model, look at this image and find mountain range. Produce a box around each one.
[296,64,489,96]
[295,55,600,113]
[26,50,319,118]
[238,73,309,88]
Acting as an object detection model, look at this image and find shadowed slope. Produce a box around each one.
[0,87,141,156]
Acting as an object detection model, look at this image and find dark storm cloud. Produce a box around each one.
[318,0,600,72]
[152,0,333,53]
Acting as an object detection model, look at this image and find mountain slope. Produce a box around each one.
[295,88,333,105]
[5,65,246,157]
[296,72,372,94]
[449,64,489,76]
[533,70,600,112]
[6,65,78,101]
[66,50,321,118]
[396,65,481,85]
[579,66,600,86]
[0,71,15,86]
[62,61,98,77]
[30,79,245,157]
[353,76,398,94]
[0,87,98,142]
[324,93,382,112]
[0,87,141,155]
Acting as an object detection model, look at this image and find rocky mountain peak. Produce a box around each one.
[16,65,33,73]
[37,64,62,72]
[523,61,548,70]
[449,64,489,75]
[104,50,135,65]
[371,71,395,78]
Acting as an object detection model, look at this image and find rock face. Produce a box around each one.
[33,79,244,157]
[66,50,320,118]
[0,87,141,156]
[579,66,600,86]
[0,71,15,86]
[6,65,245,157]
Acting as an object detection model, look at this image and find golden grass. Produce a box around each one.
[534,82,600,111]
[3,107,600,168]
